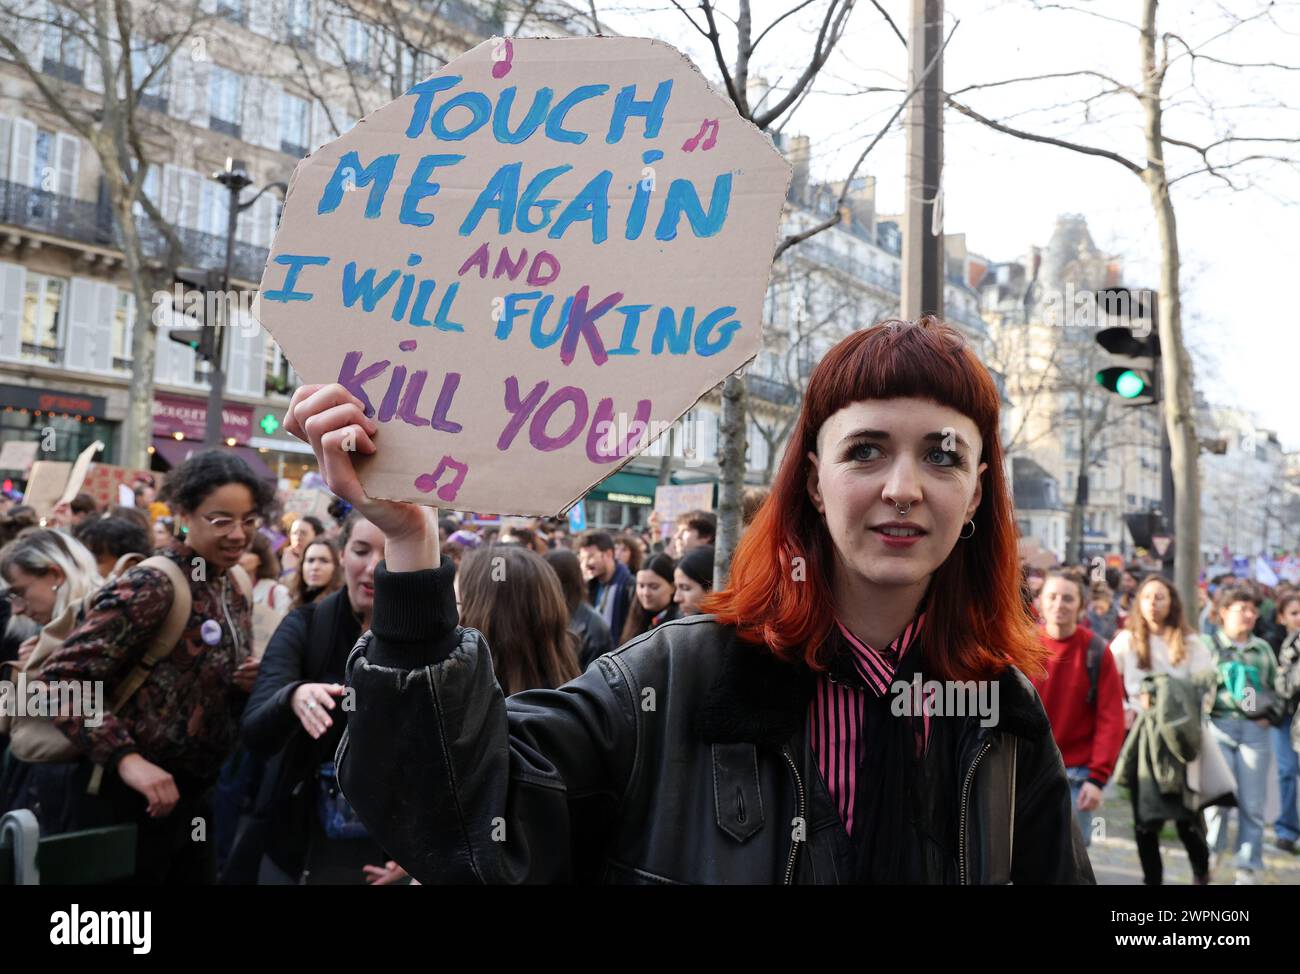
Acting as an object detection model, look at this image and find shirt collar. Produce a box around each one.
[827,613,927,694]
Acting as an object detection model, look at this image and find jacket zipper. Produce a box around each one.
[781,745,805,885]
[958,738,994,885]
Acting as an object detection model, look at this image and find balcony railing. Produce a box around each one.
[748,374,799,406]
[210,117,242,139]
[0,179,270,284]
[790,237,902,294]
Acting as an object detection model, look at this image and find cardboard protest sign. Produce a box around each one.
[653,482,714,540]
[57,441,104,507]
[285,488,335,522]
[22,461,71,517]
[21,441,105,516]
[80,463,160,513]
[0,440,39,472]
[256,36,790,516]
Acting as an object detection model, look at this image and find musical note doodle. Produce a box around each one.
[491,37,514,79]
[682,119,719,152]
[415,455,469,502]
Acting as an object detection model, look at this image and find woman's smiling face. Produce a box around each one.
[806,397,987,592]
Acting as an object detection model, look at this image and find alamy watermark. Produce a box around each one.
[1039,284,1154,337]
[0,676,104,726]
[889,674,1000,728]
[152,285,260,336]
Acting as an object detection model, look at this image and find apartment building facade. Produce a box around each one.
[979,215,1165,563]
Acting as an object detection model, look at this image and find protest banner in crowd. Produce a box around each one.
[257,36,789,515]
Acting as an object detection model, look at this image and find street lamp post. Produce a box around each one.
[204,158,288,448]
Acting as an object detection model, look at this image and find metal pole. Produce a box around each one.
[901,0,944,321]
[206,159,254,448]
[204,193,236,447]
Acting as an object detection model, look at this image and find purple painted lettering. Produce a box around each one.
[586,396,653,462]
[526,251,561,286]
[377,365,407,422]
[492,247,528,280]
[457,242,491,278]
[337,351,391,418]
[497,375,548,450]
[560,284,620,366]
[397,370,430,427]
[529,386,589,451]
[430,372,463,433]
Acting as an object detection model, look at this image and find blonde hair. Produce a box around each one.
[0,528,104,618]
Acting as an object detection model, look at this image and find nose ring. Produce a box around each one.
[895,502,911,517]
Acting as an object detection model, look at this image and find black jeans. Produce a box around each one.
[1135,813,1210,885]
[63,759,217,885]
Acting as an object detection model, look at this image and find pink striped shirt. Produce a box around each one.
[806,614,928,835]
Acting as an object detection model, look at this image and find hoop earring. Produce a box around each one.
[959,520,976,540]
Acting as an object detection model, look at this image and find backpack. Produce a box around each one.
[0,555,192,767]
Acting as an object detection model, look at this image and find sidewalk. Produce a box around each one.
[1086,785,1300,885]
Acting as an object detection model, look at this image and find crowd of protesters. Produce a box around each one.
[1022,558,1300,885]
[0,458,734,884]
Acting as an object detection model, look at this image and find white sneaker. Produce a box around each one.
[1234,868,1256,885]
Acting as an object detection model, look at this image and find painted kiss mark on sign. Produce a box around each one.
[256,36,789,516]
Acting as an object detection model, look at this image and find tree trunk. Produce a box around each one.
[116,197,162,470]
[714,373,748,588]
[1141,0,1200,610]
[1145,174,1198,605]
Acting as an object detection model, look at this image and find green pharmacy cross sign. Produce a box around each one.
[260,413,281,435]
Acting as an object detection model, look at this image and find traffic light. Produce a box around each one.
[167,267,224,363]
[1096,365,1150,400]
[1094,288,1159,406]
[167,325,217,361]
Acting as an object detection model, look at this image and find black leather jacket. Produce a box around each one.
[338,558,1094,884]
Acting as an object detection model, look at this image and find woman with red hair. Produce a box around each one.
[285,316,1092,884]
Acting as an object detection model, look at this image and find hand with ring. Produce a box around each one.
[291,682,347,739]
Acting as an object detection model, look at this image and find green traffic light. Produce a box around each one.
[1116,370,1145,398]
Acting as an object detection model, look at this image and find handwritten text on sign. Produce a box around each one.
[257,37,790,514]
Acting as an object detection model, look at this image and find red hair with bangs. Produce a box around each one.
[702,316,1047,683]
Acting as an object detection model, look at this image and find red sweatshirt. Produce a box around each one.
[1030,624,1127,787]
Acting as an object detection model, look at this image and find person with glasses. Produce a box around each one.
[35,451,273,884]
[0,529,104,823]
[0,529,103,676]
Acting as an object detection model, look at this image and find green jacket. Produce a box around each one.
[1208,629,1278,719]
[1115,673,1203,824]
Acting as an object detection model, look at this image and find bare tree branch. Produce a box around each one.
[753,0,856,128]
[749,0,820,53]
[773,20,955,258]
[945,95,1146,175]
[866,0,905,46]
[949,70,1137,99]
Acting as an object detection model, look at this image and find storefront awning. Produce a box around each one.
[587,469,660,505]
[151,438,276,481]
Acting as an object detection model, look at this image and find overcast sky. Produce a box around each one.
[604,0,1300,449]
